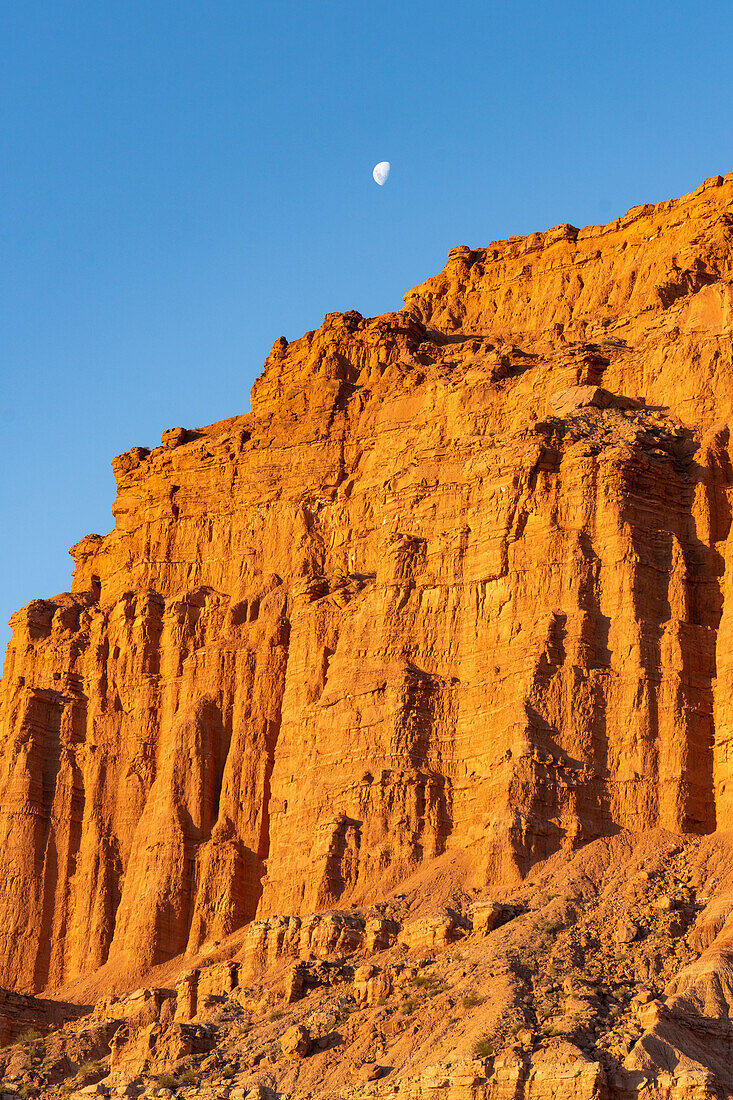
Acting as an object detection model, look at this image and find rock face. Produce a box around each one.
[1,173,733,1009]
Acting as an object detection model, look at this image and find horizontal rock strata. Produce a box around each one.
[2,171,733,1098]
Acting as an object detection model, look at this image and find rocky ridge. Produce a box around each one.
[1,174,733,1097]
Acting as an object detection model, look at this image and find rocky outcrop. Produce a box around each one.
[108,1019,215,1077]
[241,911,400,979]
[371,1053,606,1100]
[0,830,732,1097]
[0,988,84,1048]
[1,172,733,1064]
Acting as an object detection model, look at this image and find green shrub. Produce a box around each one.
[156,1074,178,1090]
[462,991,483,1009]
[473,1037,495,1058]
[400,997,417,1016]
[177,1069,200,1085]
[269,1010,285,1021]
[16,1029,42,1045]
[77,1061,104,1079]
[221,1065,236,1079]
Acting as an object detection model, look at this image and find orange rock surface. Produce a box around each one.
[1,173,733,1027]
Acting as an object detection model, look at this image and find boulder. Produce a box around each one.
[614,921,639,944]
[280,1024,311,1059]
[357,1062,384,1081]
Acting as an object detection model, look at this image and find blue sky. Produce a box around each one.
[2,1,733,649]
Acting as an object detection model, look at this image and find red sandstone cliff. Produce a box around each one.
[1,174,733,1024]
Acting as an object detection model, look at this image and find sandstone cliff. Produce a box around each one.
[1,173,733,1097]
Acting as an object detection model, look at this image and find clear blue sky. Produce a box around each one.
[2,1,732,650]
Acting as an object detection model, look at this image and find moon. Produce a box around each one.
[373,161,390,186]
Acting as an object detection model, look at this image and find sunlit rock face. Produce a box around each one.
[1,173,733,997]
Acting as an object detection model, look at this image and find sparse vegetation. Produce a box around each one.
[16,1028,43,1045]
[156,1074,179,1090]
[400,996,418,1015]
[325,1004,356,1032]
[462,991,483,1009]
[473,1037,495,1058]
[269,1009,285,1021]
[77,1061,104,1079]
[178,1068,200,1085]
[410,972,448,998]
